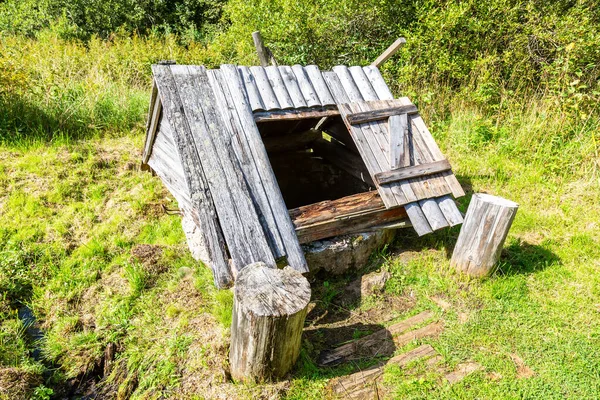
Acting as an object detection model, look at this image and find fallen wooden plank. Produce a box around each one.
[329,344,437,397]
[289,191,408,244]
[318,311,435,366]
[220,64,308,273]
[151,65,232,288]
[347,104,419,125]
[445,362,483,384]
[174,65,276,271]
[374,159,452,185]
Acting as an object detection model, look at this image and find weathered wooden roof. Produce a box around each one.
[143,63,465,287]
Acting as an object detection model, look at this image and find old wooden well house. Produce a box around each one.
[142,63,465,288]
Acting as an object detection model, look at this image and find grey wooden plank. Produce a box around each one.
[291,64,321,107]
[151,64,232,288]
[279,66,307,108]
[265,66,294,109]
[305,65,336,106]
[238,66,265,111]
[322,71,350,104]
[405,203,433,236]
[142,89,162,163]
[346,104,418,125]
[363,66,394,100]
[418,198,450,230]
[389,114,408,169]
[332,65,363,101]
[249,66,280,110]
[207,68,286,259]
[436,195,464,226]
[348,66,379,101]
[374,160,452,185]
[220,64,308,273]
[172,65,276,271]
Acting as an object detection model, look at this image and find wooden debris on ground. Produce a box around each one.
[318,310,438,366]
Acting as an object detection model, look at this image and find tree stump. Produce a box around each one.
[229,262,311,382]
[451,193,519,277]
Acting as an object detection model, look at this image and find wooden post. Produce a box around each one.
[371,37,406,68]
[252,31,277,67]
[229,262,311,382]
[451,193,519,277]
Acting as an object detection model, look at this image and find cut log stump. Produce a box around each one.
[451,193,519,277]
[229,262,311,382]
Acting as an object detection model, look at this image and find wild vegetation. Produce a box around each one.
[0,0,599,398]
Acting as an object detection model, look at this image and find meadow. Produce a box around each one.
[0,0,599,398]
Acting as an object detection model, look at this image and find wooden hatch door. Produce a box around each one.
[338,99,465,235]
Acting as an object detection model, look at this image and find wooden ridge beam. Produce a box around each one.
[375,159,452,185]
[346,104,418,125]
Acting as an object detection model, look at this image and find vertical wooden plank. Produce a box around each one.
[173,65,276,271]
[363,66,394,100]
[220,64,308,273]
[349,66,379,101]
[151,64,233,288]
[305,65,336,106]
[207,69,287,258]
[265,66,294,109]
[238,66,265,112]
[249,66,280,110]
[437,195,464,226]
[279,66,307,108]
[405,203,433,236]
[389,114,409,169]
[292,65,321,107]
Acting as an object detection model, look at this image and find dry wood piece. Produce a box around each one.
[253,107,339,122]
[346,104,419,125]
[252,31,275,67]
[318,311,435,366]
[372,37,407,68]
[289,191,409,244]
[151,65,233,288]
[230,262,311,382]
[451,193,519,277]
[445,362,483,384]
[329,344,437,398]
[374,159,452,185]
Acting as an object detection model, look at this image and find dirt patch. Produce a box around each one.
[131,244,168,276]
[510,354,535,379]
[0,368,42,400]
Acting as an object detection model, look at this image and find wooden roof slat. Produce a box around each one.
[220,64,308,273]
[349,66,379,101]
[249,66,280,110]
[151,64,233,288]
[305,65,336,106]
[238,66,265,112]
[279,66,307,108]
[291,65,322,107]
[363,66,394,100]
[265,66,295,109]
[172,65,276,271]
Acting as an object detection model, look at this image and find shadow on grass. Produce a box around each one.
[497,238,561,276]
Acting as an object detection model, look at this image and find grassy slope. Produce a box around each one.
[1,97,598,398]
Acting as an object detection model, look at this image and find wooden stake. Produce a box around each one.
[451,193,519,277]
[252,31,277,67]
[372,37,407,68]
[229,262,311,382]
